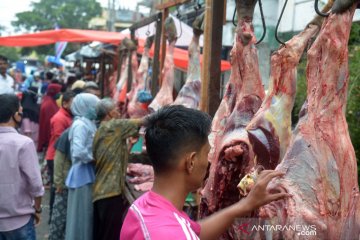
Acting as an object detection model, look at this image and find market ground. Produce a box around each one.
[36,189,50,240]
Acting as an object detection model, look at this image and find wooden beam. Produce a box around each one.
[156,0,191,10]
[151,12,163,96]
[127,30,135,93]
[116,49,123,83]
[129,13,161,31]
[200,0,225,116]
[159,8,169,86]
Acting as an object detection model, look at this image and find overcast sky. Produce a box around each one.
[0,0,139,35]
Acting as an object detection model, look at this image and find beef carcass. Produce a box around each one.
[201,0,265,222]
[259,6,360,240]
[148,17,177,112]
[113,56,128,102]
[245,24,319,172]
[127,36,154,118]
[173,14,204,109]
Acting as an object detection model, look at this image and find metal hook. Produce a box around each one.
[275,0,288,45]
[232,7,237,27]
[146,24,150,36]
[255,0,267,45]
[177,7,183,39]
[314,0,330,17]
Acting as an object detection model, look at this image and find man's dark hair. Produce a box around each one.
[145,105,212,174]
[46,71,54,80]
[0,94,20,123]
[0,55,8,63]
[62,91,76,106]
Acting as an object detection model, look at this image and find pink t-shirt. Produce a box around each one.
[120,191,201,240]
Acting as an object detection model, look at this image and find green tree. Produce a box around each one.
[0,47,20,62]
[12,0,102,56]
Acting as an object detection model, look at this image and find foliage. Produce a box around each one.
[11,0,101,56]
[0,47,20,62]
[292,23,360,181]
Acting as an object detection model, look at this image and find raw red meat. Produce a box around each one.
[134,181,154,192]
[113,56,128,102]
[172,33,201,109]
[149,17,177,112]
[201,0,265,221]
[148,41,176,112]
[173,15,203,109]
[259,6,360,240]
[246,24,319,171]
[127,163,154,192]
[127,163,154,180]
[127,36,154,118]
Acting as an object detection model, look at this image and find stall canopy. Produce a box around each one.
[0,29,126,47]
[0,28,231,71]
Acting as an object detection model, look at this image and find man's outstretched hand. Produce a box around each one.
[240,170,291,213]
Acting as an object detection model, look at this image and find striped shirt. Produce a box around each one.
[120,191,200,240]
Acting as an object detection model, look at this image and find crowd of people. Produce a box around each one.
[0,53,289,240]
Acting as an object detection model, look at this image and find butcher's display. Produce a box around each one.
[148,17,177,112]
[199,0,360,238]
[127,36,154,118]
[114,38,138,117]
[259,4,360,240]
[173,13,204,109]
[200,0,265,223]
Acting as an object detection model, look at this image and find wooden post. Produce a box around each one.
[151,13,163,96]
[200,0,225,116]
[159,8,169,86]
[127,30,135,92]
[116,49,124,83]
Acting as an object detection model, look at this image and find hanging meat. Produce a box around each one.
[148,17,177,112]
[173,13,204,109]
[114,38,138,116]
[113,54,128,103]
[245,24,322,173]
[200,0,265,222]
[259,5,360,240]
[127,36,154,118]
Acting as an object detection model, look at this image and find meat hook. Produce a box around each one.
[176,7,183,39]
[315,0,330,17]
[275,0,289,45]
[256,0,267,45]
[232,7,237,27]
[232,0,267,45]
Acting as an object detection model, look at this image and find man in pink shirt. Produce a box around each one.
[120,105,290,239]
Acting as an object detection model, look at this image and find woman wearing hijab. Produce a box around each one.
[21,86,40,145]
[37,83,62,153]
[65,93,100,240]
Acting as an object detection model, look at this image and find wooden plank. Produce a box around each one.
[156,0,191,10]
[129,13,161,31]
[116,49,123,83]
[159,8,169,86]
[151,12,163,96]
[200,0,225,116]
[127,30,135,93]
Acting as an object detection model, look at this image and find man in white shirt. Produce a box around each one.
[0,55,14,94]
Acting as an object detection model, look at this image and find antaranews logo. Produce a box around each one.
[237,219,317,237]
